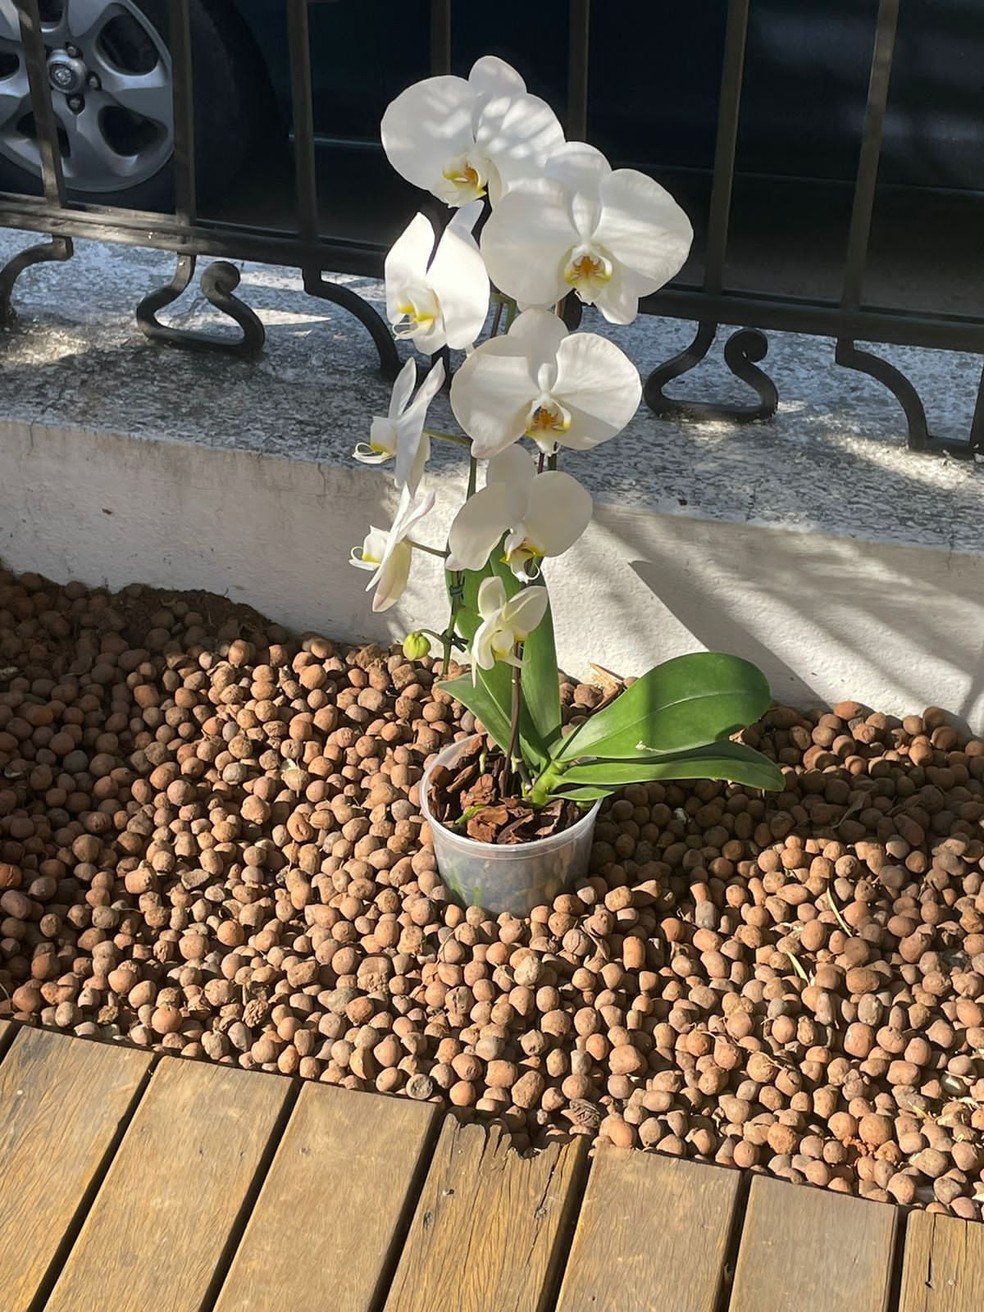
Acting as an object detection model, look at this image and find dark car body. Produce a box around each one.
[230,0,984,194]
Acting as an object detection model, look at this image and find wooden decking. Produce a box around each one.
[1,1020,982,1312]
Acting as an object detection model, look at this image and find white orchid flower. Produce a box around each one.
[480,141,693,324]
[381,56,565,207]
[385,202,490,353]
[446,445,592,576]
[352,358,445,492]
[449,308,641,460]
[470,576,549,682]
[349,483,436,612]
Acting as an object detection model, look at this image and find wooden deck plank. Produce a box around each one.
[214,1082,437,1312]
[555,1149,741,1312]
[0,1027,152,1312]
[44,1054,291,1312]
[383,1120,587,1312]
[729,1175,897,1312]
[898,1210,984,1312]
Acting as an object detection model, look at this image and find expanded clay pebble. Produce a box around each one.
[1,570,984,1213]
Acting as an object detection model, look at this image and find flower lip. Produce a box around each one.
[563,245,614,296]
[525,398,572,442]
[441,153,488,202]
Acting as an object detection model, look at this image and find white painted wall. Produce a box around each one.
[2,418,982,731]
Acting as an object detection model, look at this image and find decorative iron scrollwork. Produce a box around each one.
[136,254,265,356]
[302,269,401,381]
[643,322,779,423]
[0,235,74,328]
[834,338,981,458]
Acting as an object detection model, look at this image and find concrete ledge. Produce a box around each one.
[2,416,981,731]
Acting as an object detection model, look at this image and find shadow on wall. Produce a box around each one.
[610,509,984,733]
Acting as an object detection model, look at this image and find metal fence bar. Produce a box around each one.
[167,0,196,224]
[566,0,590,142]
[287,0,318,243]
[15,0,64,207]
[704,0,751,295]
[840,0,900,313]
[0,1,980,450]
[430,0,452,76]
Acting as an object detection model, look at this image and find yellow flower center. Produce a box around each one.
[526,401,571,440]
[563,246,613,297]
[446,163,479,188]
[441,155,487,202]
[503,538,542,571]
[393,284,440,340]
[396,300,435,332]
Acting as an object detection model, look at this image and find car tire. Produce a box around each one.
[0,0,275,211]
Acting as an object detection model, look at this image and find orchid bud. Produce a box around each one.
[402,631,432,660]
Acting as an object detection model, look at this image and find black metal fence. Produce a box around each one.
[0,0,981,455]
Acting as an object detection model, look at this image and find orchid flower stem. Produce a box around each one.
[505,646,522,796]
[407,539,448,559]
[440,455,479,677]
[422,427,471,448]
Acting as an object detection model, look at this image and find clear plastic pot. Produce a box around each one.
[419,735,601,917]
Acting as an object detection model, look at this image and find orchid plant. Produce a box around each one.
[351,56,784,815]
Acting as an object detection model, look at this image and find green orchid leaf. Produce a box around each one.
[547,785,611,803]
[441,660,549,769]
[556,652,772,763]
[554,739,784,793]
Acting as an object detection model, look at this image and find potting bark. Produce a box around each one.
[427,737,582,843]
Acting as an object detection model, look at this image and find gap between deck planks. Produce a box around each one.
[42,1051,294,1312]
[0,1024,153,1312]
[384,1118,589,1312]
[729,1174,899,1312]
[556,1148,742,1312]
[4,1026,984,1312]
[898,1210,984,1312]
[213,1082,438,1312]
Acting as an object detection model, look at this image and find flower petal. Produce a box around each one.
[390,482,436,541]
[388,357,417,420]
[350,527,387,571]
[545,141,609,236]
[551,332,642,448]
[450,337,538,460]
[446,481,522,571]
[381,76,477,201]
[505,307,569,379]
[393,359,444,491]
[523,471,593,555]
[477,574,508,619]
[468,55,527,100]
[479,179,576,308]
[384,213,436,324]
[370,541,413,612]
[427,214,490,350]
[590,262,652,326]
[477,91,566,193]
[503,585,549,638]
[594,168,693,295]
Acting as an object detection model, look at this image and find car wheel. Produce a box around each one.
[0,0,272,210]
